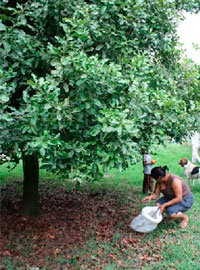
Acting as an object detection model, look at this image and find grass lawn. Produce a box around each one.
[0,143,200,270]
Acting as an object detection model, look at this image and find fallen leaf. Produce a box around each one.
[2,250,11,256]
[109,253,117,260]
[53,248,61,256]
[48,234,55,240]
[138,251,150,260]
[117,260,125,267]
[97,249,103,256]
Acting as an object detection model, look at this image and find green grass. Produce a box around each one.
[0,161,56,184]
[1,143,200,270]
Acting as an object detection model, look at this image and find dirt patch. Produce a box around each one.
[0,181,164,269]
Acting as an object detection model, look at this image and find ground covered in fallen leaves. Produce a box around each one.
[1,180,171,270]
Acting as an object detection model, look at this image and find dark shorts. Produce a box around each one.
[156,194,194,216]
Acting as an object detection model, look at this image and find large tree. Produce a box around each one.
[0,0,200,216]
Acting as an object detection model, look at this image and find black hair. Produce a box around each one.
[151,166,169,180]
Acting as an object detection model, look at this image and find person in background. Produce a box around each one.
[142,166,194,228]
[142,151,156,194]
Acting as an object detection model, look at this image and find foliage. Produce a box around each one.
[0,0,200,182]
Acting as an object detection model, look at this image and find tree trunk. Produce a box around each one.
[20,153,41,217]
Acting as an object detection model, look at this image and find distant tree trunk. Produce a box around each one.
[20,153,41,217]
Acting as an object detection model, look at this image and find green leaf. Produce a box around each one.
[40,147,45,157]
[0,22,6,31]
[57,111,62,121]
[0,94,9,103]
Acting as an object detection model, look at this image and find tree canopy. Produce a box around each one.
[0,0,200,215]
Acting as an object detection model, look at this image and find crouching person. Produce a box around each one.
[142,166,194,228]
